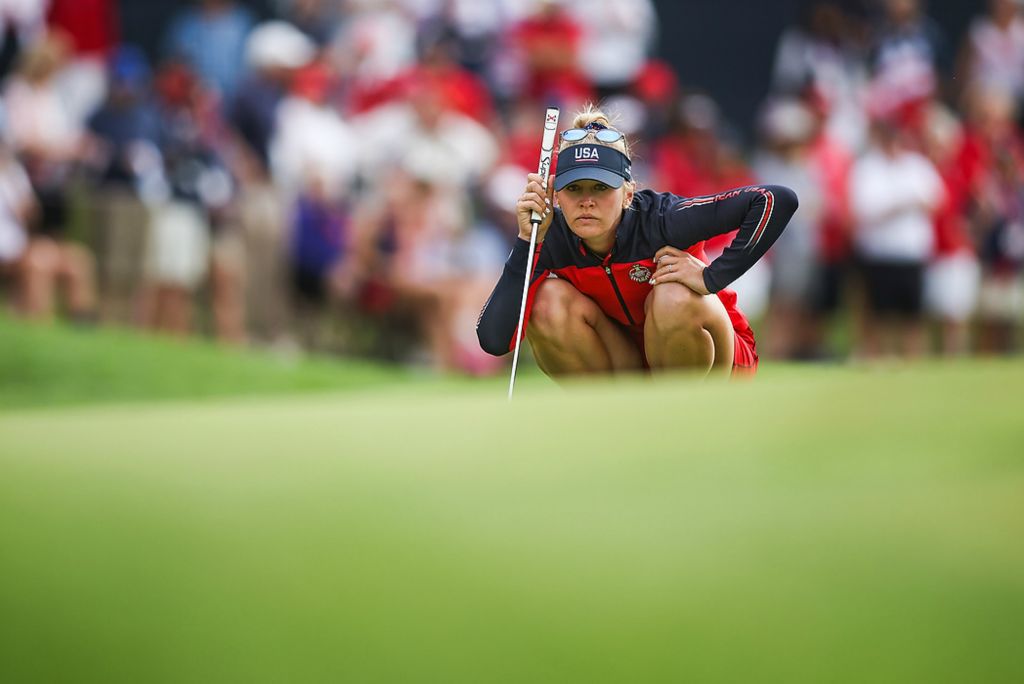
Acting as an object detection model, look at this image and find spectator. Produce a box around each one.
[866,0,947,122]
[3,32,98,321]
[274,0,343,47]
[270,61,359,346]
[849,116,944,359]
[920,102,980,356]
[753,98,827,359]
[163,0,255,104]
[402,25,497,125]
[270,61,358,207]
[628,59,679,141]
[506,0,591,106]
[569,0,655,100]
[0,0,48,80]
[352,76,498,194]
[963,85,1024,354]
[957,0,1024,110]
[139,62,232,337]
[230,19,316,344]
[2,153,94,322]
[805,91,856,357]
[415,0,508,76]
[232,19,317,176]
[46,0,119,122]
[329,0,417,114]
[771,1,869,152]
[345,149,506,373]
[652,94,753,199]
[87,45,162,325]
[0,140,35,312]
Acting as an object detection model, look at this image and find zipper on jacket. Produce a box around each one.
[604,266,636,326]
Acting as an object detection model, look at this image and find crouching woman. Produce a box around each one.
[477,106,798,378]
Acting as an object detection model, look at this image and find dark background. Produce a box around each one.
[119,0,979,140]
[654,0,977,138]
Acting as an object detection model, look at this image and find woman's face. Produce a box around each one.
[556,179,632,244]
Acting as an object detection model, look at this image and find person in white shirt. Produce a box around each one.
[849,117,945,358]
[959,0,1024,107]
[269,61,360,325]
[2,34,98,321]
[0,143,33,295]
[570,0,655,98]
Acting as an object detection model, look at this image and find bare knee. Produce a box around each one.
[59,243,96,278]
[23,241,60,277]
[645,282,707,333]
[529,280,597,342]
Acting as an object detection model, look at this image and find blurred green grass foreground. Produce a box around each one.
[1,316,1023,682]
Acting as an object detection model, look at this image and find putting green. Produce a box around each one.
[1,362,1023,682]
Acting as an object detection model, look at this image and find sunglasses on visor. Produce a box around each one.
[560,123,624,144]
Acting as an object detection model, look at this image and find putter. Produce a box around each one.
[508,106,559,400]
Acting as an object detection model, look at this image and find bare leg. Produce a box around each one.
[153,287,170,333]
[526,278,642,376]
[940,320,970,357]
[393,281,455,371]
[851,278,875,360]
[901,318,928,358]
[136,282,158,329]
[767,301,799,359]
[422,291,454,371]
[19,239,60,319]
[164,287,192,337]
[57,242,97,316]
[643,282,734,378]
[862,316,885,359]
[210,252,247,345]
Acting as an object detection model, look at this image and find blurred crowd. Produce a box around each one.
[0,0,1021,372]
[751,0,1024,361]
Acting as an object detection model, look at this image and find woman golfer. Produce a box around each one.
[477,106,798,377]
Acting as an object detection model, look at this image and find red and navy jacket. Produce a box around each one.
[477,185,799,356]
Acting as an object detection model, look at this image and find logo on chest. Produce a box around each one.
[629,264,652,283]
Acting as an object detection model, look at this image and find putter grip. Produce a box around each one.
[530,107,560,226]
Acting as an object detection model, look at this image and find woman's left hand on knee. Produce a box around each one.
[650,246,710,295]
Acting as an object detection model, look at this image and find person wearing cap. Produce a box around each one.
[477,105,799,377]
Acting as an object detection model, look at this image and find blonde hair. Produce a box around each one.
[17,33,71,84]
[558,103,633,159]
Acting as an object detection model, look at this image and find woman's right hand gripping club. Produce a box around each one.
[516,172,555,243]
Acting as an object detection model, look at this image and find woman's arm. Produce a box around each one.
[477,172,556,356]
[662,184,799,293]
[476,238,550,356]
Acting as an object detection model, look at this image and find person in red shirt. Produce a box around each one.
[919,103,980,356]
[651,94,754,261]
[803,93,855,355]
[406,29,496,126]
[477,105,798,378]
[46,0,119,120]
[961,86,1024,353]
[510,0,593,105]
[47,0,118,57]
